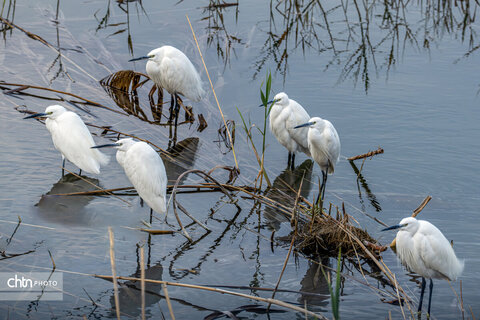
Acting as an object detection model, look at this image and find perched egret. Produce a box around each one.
[92,138,167,222]
[24,105,109,176]
[382,217,464,315]
[263,92,311,169]
[129,45,205,126]
[294,116,340,201]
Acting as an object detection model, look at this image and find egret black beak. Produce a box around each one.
[258,99,278,107]
[91,143,117,149]
[381,224,405,231]
[294,122,314,129]
[128,56,150,62]
[24,112,48,119]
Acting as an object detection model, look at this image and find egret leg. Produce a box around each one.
[427,278,433,315]
[287,152,292,166]
[62,157,65,177]
[168,94,175,124]
[291,153,296,170]
[418,277,426,313]
[174,93,180,127]
[321,163,330,200]
[149,208,153,225]
[78,169,82,176]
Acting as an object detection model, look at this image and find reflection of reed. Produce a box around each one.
[349,160,381,212]
[162,137,199,184]
[249,0,480,90]
[263,159,313,231]
[202,1,242,69]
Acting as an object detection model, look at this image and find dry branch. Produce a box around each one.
[348,147,384,161]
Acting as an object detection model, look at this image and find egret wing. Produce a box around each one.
[286,100,311,154]
[123,142,167,214]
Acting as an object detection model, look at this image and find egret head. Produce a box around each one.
[129,47,163,62]
[260,92,289,108]
[23,105,66,120]
[293,117,324,130]
[91,138,136,152]
[382,217,419,234]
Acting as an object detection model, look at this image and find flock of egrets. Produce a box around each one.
[23,45,463,316]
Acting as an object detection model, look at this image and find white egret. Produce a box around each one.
[294,116,340,201]
[129,45,205,126]
[382,217,464,315]
[24,105,109,176]
[264,92,311,169]
[92,138,167,222]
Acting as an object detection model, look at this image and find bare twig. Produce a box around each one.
[162,283,175,320]
[348,147,384,161]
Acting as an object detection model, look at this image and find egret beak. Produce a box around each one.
[128,56,150,62]
[91,143,117,149]
[258,99,278,107]
[294,122,314,129]
[381,223,406,231]
[24,112,48,119]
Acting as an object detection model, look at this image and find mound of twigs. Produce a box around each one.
[293,207,380,258]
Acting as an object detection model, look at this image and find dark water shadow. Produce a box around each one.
[298,258,331,308]
[263,159,314,231]
[162,137,200,185]
[109,261,163,318]
[35,173,103,226]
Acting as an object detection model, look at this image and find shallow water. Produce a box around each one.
[0,0,479,319]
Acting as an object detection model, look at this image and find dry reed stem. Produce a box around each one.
[186,15,239,170]
[162,283,176,320]
[140,247,145,320]
[347,147,384,161]
[62,167,132,206]
[94,274,326,319]
[1,81,123,114]
[108,228,121,320]
[393,274,407,320]
[390,196,432,248]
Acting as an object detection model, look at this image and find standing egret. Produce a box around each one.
[294,117,340,201]
[92,138,167,222]
[129,45,205,126]
[382,217,464,315]
[264,92,311,169]
[24,105,109,176]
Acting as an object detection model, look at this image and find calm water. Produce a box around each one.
[0,0,479,319]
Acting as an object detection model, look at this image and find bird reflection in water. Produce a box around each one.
[162,137,199,185]
[36,173,101,226]
[263,159,313,231]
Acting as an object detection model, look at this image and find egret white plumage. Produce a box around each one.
[92,138,167,222]
[129,45,205,126]
[264,92,311,169]
[382,217,464,315]
[24,105,109,176]
[294,116,340,201]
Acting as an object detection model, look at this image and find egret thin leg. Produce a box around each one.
[168,94,175,124]
[78,169,82,176]
[62,157,65,177]
[174,93,180,127]
[427,278,433,315]
[321,162,330,200]
[418,277,426,313]
[287,152,292,167]
[291,153,296,170]
[149,208,153,224]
